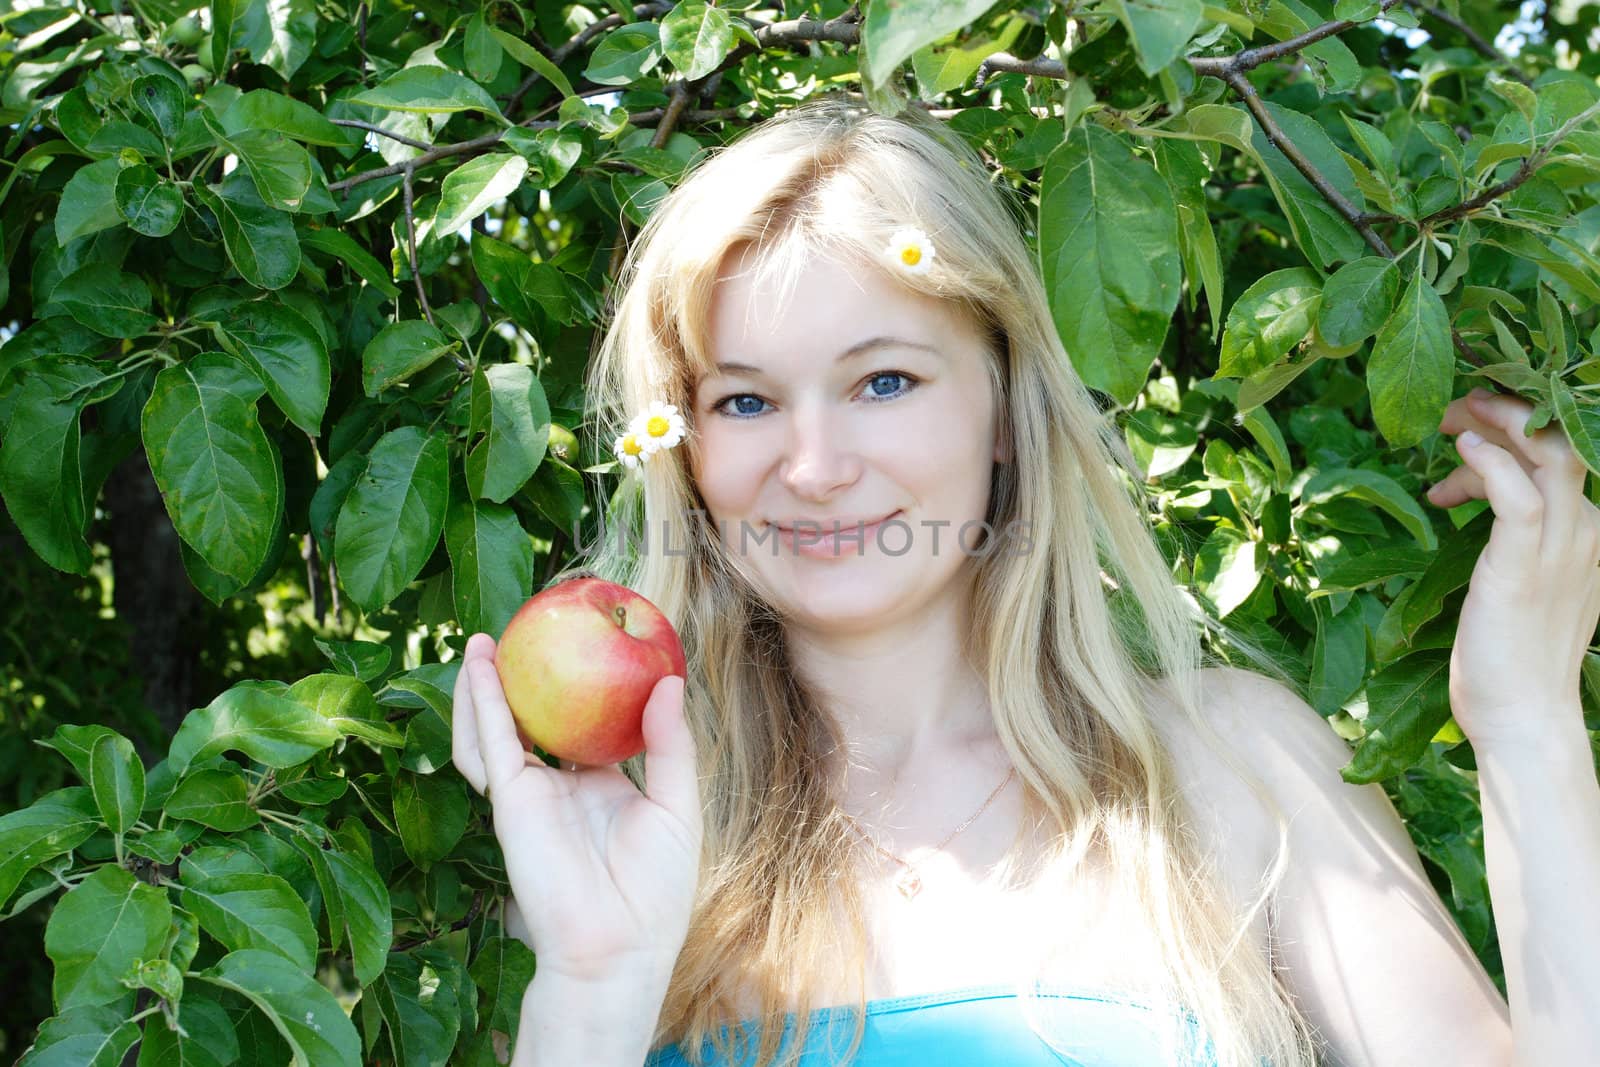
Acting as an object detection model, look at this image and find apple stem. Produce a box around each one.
[612,605,626,628]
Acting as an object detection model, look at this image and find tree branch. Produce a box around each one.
[1417,98,1600,226]
[505,0,675,112]
[330,118,433,151]
[401,164,435,328]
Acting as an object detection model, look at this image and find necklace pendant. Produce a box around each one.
[895,868,923,900]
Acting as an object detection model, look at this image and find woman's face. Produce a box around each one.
[687,241,1007,634]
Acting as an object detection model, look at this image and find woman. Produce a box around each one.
[451,96,1600,1066]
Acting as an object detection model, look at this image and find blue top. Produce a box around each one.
[644,982,1222,1066]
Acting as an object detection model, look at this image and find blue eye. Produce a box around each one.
[710,371,919,420]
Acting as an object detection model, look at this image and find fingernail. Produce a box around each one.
[1459,431,1482,448]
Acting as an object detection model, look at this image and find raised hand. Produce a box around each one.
[450,631,703,988]
[1424,386,1600,750]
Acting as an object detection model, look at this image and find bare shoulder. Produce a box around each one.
[1139,665,1333,908]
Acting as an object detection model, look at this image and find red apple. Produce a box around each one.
[493,577,687,766]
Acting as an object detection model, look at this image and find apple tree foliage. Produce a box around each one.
[2,0,1600,1060]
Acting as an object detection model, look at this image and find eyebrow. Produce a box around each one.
[709,336,942,377]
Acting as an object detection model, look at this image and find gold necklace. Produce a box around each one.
[839,766,1016,901]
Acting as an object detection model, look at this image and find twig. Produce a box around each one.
[402,164,435,327]
[330,130,510,193]
[1188,0,1405,78]
[391,891,485,952]
[331,118,433,151]
[505,0,676,112]
[1218,68,1394,258]
[1404,0,1532,85]
[1417,98,1600,226]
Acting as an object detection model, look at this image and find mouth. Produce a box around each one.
[772,510,899,534]
[772,510,903,557]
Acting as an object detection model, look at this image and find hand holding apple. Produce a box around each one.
[450,610,703,991]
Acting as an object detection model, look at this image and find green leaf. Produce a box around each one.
[114,164,185,238]
[1310,545,1434,597]
[465,362,550,502]
[370,951,463,1064]
[137,994,238,1067]
[210,299,330,434]
[1192,525,1260,617]
[222,90,349,146]
[180,872,317,972]
[1152,138,1224,335]
[1300,467,1438,550]
[1318,256,1400,347]
[326,850,392,985]
[166,768,259,830]
[196,950,361,1067]
[1251,102,1366,269]
[491,27,576,98]
[141,352,283,584]
[660,1,734,80]
[1111,0,1203,75]
[1367,268,1453,448]
[360,320,456,397]
[334,426,451,613]
[18,1006,140,1067]
[1343,650,1453,782]
[299,226,400,298]
[286,672,405,748]
[432,153,528,237]
[584,24,665,87]
[88,732,144,837]
[0,361,103,574]
[314,638,393,682]
[1309,597,1367,715]
[860,0,1001,88]
[225,129,315,213]
[52,264,155,339]
[469,232,545,333]
[0,788,101,907]
[131,75,187,141]
[1398,510,1491,641]
[45,866,171,1011]
[166,682,342,776]
[348,66,505,118]
[1553,379,1600,478]
[445,497,535,636]
[193,171,301,290]
[237,0,318,80]
[1217,267,1322,378]
[468,934,535,1039]
[56,159,123,247]
[393,770,468,868]
[465,12,502,83]
[1039,125,1182,406]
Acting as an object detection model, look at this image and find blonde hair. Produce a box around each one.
[560,94,1325,1067]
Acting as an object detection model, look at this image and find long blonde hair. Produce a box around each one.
[560,95,1325,1067]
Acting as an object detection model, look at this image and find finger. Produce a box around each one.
[468,644,532,795]
[640,675,701,830]
[1464,388,1584,479]
[451,636,488,793]
[1456,431,1544,566]
[1467,390,1588,552]
[1424,463,1486,509]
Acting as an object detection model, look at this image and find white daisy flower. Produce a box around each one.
[632,400,686,454]
[614,431,648,470]
[884,227,936,275]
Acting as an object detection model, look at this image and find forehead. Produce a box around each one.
[703,242,973,369]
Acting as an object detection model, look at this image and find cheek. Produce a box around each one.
[690,425,767,514]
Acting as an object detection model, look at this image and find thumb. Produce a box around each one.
[640,674,700,829]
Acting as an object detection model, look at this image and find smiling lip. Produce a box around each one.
[773,511,901,558]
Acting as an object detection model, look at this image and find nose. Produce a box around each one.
[779,399,861,500]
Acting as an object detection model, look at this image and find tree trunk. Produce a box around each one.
[100,449,210,740]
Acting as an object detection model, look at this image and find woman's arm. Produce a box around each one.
[1474,717,1600,1064]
